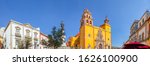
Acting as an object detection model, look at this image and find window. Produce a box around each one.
[135,24,138,30]
[89,16,90,19]
[142,19,144,23]
[34,32,38,38]
[26,29,30,37]
[139,35,141,41]
[15,26,21,33]
[142,32,144,41]
[75,44,78,49]
[139,22,142,27]
[34,32,38,41]
[90,21,92,24]
[99,44,102,49]
[15,26,21,37]
[88,34,91,37]
[86,20,89,23]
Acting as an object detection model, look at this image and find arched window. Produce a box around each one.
[26,29,30,37]
[86,20,89,23]
[15,26,21,33]
[90,21,92,24]
[15,26,21,37]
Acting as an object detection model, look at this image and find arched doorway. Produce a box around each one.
[99,43,102,49]
[95,30,104,49]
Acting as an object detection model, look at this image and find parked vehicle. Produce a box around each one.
[122,42,150,49]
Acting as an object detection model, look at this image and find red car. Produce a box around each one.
[122,42,150,49]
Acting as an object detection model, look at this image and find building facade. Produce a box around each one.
[0,33,2,48]
[0,27,5,49]
[129,20,139,42]
[3,20,40,49]
[128,10,150,46]
[67,9,112,49]
[39,32,49,49]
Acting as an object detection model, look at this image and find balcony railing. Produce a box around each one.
[15,33,21,37]
[34,37,38,41]
[25,35,31,39]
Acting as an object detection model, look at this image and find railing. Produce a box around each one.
[25,35,31,39]
[15,33,21,37]
[34,37,38,41]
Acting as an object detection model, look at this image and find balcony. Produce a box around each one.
[25,35,31,39]
[15,33,21,37]
[25,36,32,43]
[34,37,38,41]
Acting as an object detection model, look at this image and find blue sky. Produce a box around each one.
[0,0,149,47]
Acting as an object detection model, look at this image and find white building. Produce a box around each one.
[0,27,5,36]
[0,27,5,48]
[4,20,40,49]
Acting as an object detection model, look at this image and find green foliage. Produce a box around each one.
[25,37,32,49]
[41,39,47,45]
[18,41,24,49]
[48,22,65,49]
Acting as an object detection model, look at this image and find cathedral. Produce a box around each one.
[67,9,112,49]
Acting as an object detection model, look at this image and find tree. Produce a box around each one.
[41,39,47,45]
[48,22,65,49]
[25,37,32,49]
[18,40,24,49]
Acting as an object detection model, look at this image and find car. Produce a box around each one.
[122,42,150,49]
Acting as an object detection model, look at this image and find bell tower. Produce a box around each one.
[80,9,95,49]
[80,9,93,26]
[102,16,112,49]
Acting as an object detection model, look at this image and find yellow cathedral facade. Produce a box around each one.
[67,9,112,49]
